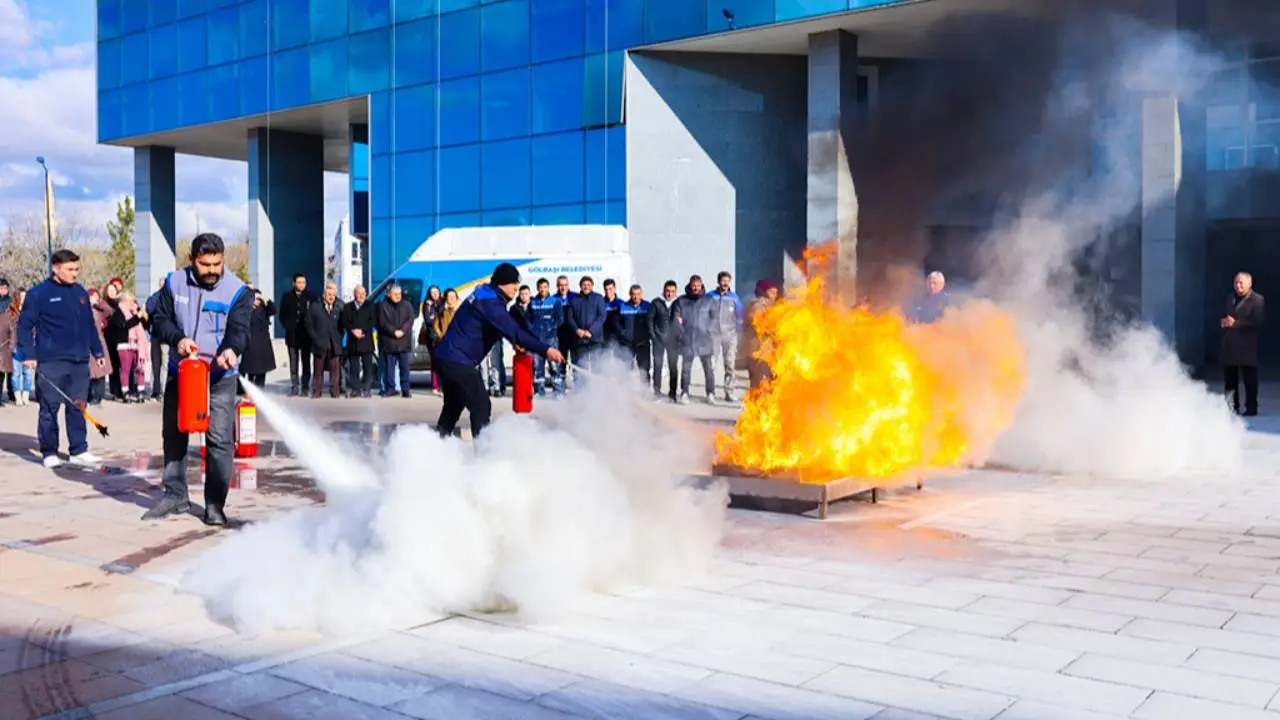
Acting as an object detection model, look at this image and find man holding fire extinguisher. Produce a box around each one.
[433,263,564,439]
[144,233,253,526]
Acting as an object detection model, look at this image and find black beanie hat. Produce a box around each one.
[491,262,520,286]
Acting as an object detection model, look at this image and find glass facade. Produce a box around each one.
[97,0,904,280]
[1206,44,1280,171]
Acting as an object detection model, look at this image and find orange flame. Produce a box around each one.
[716,245,1026,480]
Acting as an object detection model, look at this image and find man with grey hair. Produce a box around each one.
[912,271,951,323]
[1221,271,1266,416]
[340,284,378,397]
[306,280,344,398]
[378,283,415,398]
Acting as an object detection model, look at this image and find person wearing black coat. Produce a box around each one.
[378,284,416,398]
[306,281,344,398]
[278,273,313,396]
[239,286,276,390]
[341,285,378,397]
[649,280,679,400]
[1221,271,1266,416]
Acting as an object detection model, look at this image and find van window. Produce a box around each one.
[369,278,424,314]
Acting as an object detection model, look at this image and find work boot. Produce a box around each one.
[142,496,191,520]
[203,505,227,527]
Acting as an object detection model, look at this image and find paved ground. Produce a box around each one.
[2,370,1280,720]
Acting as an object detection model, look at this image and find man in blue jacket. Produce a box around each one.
[527,278,565,396]
[16,249,108,469]
[434,263,565,438]
[567,276,607,377]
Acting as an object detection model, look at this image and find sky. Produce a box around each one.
[0,0,347,245]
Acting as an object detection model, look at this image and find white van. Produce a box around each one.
[368,225,634,371]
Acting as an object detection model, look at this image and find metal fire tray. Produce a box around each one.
[693,464,904,520]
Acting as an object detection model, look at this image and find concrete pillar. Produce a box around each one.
[247,127,325,334]
[133,146,176,297]
[806,30,859,302]
[1140,0,1208,369]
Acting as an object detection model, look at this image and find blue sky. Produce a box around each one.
[0,0,345,243]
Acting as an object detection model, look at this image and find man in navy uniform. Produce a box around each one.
[433,263,565,438]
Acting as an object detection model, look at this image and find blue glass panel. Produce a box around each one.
[211,0,239,7]
[483,209,531,226]
[121,0,147,33]
[531,204,586,225]
[371,91,392,154]
[240,55,270,114]
[482,68,530,141]
[99,39,122,89]
[273,0,309,50]
[707,0,773,31]
[392,17,437,88]
[311,0,347,41]
[150,0,176,25]
[178,70,209,126]
[439,76,481,146]
[531,58,583,134]
[120,33,149,85]
[531,131,584,205]
[99,0,122,39]
[440,9,480,80]
[393,84,437,152]
[482,137,531,209]
[371,218,392,281]
[121,84,149,136]
[272,47,310,108]
[775,0,846,21]
[178,16,208,73]
[208,63,239,120]
[586,0,642,54]
[644,1,704,44]
[582,51,623,128]
[438,144,481,213]
[530,0,583,63]
[585,126,624,201]
[438,212,481,230]
[349,28,390,95]
[372,155,392,218]
[98,89,123,140]
[394,216,437,262]
[178,0,209,17]
[148,24,178,78]
[350,0,390,32]
[585,201,625,224]
[440,0,478,10]
[481,0,529,72]
[394,0,438,23]
[240,0,269,56]
[208,6,240,66]
[311,37,350,102]
[150,76,180,131]
[394,150,437,216]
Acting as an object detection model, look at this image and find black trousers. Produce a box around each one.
[287,345,312,392]
[150,338,164,398]
[1224,365,1259,413]
[347,352,376,394]
[106,344,122,399]
[651,341,678,398]
[436,360,491,438]
[162,372,236,509]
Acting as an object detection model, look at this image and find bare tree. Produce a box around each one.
[0,211,111,290]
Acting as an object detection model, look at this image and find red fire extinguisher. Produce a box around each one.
[177,353,210,433]
[513,351,534,414]
[235,397,258,458]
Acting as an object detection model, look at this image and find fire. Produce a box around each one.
[716,248,1026,480]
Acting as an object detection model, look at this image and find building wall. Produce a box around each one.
[625,51,808,298]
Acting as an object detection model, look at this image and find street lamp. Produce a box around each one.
[35,156,52,275]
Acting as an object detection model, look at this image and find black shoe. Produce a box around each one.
[1244,409,1259,417]
[203,505,227,526]
[141,496,191,520]
[401,392,412,398]
[288,388,299,397]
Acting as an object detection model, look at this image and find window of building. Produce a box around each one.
[482,0,530,72]
[483,209,532,227]
[150,76,180,131]
[393,17,438,88]
[774,0,846,23]
[99,0,122,39]
[394,0,437,24]
[439,76,481,146]
[121,83,149,136]
[273,0,309,51]
[532,58,585,134]
[99,89,123,139]
[371,91,393,155]
[392,217,437,264]
[150,0,176,27]
[311,0,348,42]
[704,0,772,33]
[585,201,625,225]
[99,39,122,89]
[482,137,532,209]
[311,37,350,103]
[208,6,240,67]
[372,155,392,218]
[531,131,585,206]
[208,63,239,121]
[1250,59,1280,122]
[1251,122,1280,169]
[1204,50,1280,170]
[178,70,209,126]
[350,0,390,33]
[441,9,481,80]
[272,46,310,109]
[1208,126,1246,171]
[177,0,208,19]
[120,33,150,85]
[586,0,643,54]
[394,150,437,216]
[148,25,178,79]
[393,84,437,152]
[439,144,482,213]
[438,212,482,230]
[644,1,704,44]
[585,125,624,202]
[482,68,531,141]
[121,0,148,34]
[441,0,479,10]
[531,0,584,63]
[178,16,208,73]
[532,204,586,225]
[582,51,624,128]
[239,55,270,115]
[240,0,269,57]
[349,29,391,95]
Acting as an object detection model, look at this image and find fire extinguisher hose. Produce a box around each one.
[37,372,110,438]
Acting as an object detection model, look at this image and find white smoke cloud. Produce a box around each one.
[181,365,727,635]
